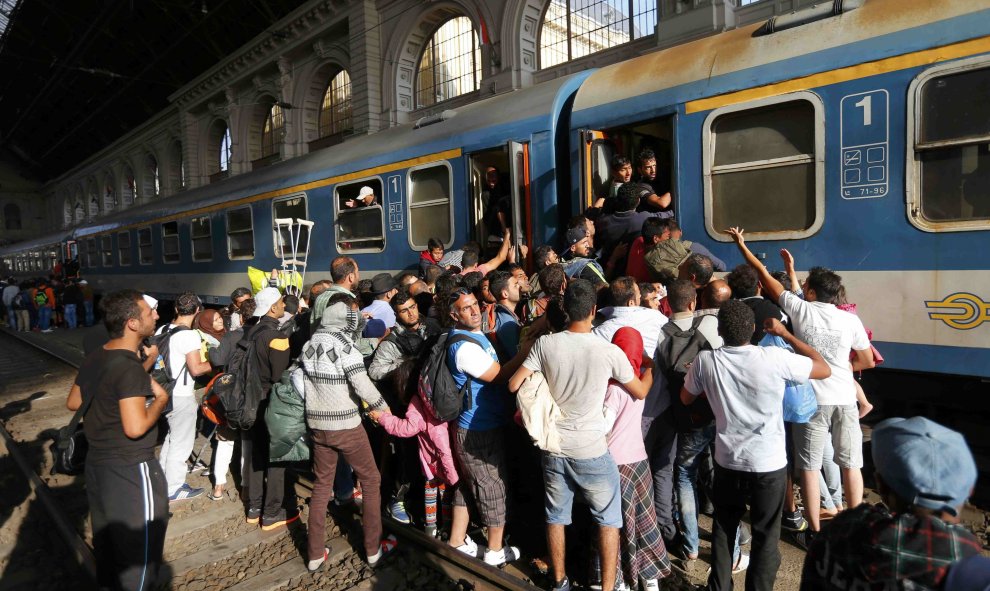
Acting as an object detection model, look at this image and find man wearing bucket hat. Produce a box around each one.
[800,416,983,590]
[361,273,399,329]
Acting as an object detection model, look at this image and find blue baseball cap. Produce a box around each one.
[871,417,977,516]
[945,555,990,591]
[362,318,387,338]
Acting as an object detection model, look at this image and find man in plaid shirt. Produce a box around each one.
[801,417,982,590]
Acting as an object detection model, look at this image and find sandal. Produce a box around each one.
[207,486,224,501]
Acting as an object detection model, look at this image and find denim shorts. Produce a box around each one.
[542,452,622,528]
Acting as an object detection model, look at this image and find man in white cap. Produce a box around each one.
[801,417,983,590]
[346,186,376,208]
[241,287,298,530]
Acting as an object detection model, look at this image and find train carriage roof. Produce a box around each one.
[7,71,588,249]
[571,0,989,124]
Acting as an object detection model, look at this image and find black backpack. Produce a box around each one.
[212,331,265,430]
[657,316,714,432]
[416,332,477,422]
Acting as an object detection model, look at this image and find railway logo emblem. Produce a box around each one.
[925,293,990,330]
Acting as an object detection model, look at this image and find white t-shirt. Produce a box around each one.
[779,291,870,406]
[593,306,668,356]
[685,345,812,473]
[159,325,202,398]
[523,331,635,459]
[454,338,496,378]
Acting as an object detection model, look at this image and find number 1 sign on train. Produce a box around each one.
[840,89,889,200]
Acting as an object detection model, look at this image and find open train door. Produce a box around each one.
[581,129,613,209]
[507,140,532,268]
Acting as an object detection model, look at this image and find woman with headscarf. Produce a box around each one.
[603,327,672,591]
[298,293,396,572]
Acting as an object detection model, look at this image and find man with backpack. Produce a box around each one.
[657,279,724,562]
[34,278,55,332]
[443,287,531,566]
[155,292,211,501]
[241,287,297,529]
[681,301,830,591]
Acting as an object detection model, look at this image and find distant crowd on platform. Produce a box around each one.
[1,271,95,333]
[64,150,989,591]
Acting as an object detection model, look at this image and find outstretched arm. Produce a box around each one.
[725,227,786,304]
[780,249,801,294]
[484,229,512,269]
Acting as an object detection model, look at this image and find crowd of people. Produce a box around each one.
[0,274,95,332]
[57,167,989,591]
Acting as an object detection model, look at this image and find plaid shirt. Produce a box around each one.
[801,504,983,590]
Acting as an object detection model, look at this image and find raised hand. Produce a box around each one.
[780,248,795,270]
[726,227,745,245]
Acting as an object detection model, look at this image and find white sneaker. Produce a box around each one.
[307,547,329,572]
[483,545,521,567]
[643,578,660,591]
[733,553,750,574]
[452,535,483,558]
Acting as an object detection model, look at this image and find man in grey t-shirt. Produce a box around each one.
[510,279,653,591]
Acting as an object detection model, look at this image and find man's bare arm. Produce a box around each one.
[725,227,786,304]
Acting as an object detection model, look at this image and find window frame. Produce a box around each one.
[406,160,455,251]
[85,238,98,268]
[319,69,353,139]
[333,176,387,254]
[270,193,309,257]
[137,227,153,265]
[161,221,181,264]
[190,215,213,262]
[537,0,658,70]
[117,231,132,266]
[906,55,990,233]
[702,90,825,242]
[415,16,482,109]
[226,206,255,260]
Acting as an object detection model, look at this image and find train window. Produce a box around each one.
[908,59,990,231]
[271,195,309,257]
[703,92,824,241]
[335,179,385,253]
[118,232,132,266]
[101,236,113,267]
[85,239,98,268]
[190,216,213,262]
[162,221,180,264]
[226,207,254,260]
[138,228,153,265]
[407,163,453,249]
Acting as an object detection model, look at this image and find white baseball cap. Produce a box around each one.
[253,287,281,317]
[358,186,374,198]
[143,294,158,310]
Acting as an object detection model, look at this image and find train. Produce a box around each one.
[2,0,989,384]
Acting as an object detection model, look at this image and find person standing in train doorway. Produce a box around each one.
[482,166,512,244]
[66,290,170,591]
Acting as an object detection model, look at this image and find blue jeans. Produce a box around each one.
[7,308,15,330]
[84,300,94,326]
[819,438,843,510]
[38,306,51,330]
[543,452,622,528]
[64,304,77,329]
[675,423,716,555]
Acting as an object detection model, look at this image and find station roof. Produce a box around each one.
[0,0,309,181]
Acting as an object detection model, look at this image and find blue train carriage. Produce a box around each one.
[49,72,590,304]
[0,233,71,279]
[568,0,990,380]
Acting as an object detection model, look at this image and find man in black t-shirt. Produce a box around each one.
[67,289,169,591]
[726,264,786,344]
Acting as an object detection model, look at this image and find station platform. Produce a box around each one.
[2,324,95,367]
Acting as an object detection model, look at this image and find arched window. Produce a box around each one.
[539,0,657,69]
[88,192,99,217]
[261,103,284,158]
[74,201,85,223]
[121,167,136,206]
[103,173,116,212]
[146,154,160,197]
[319,70,353,138]
[416,17,481,109]
[219,126,232,172]
[63,201,73,226]
[3,204,21,230]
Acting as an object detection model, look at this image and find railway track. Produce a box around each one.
[0,329,543,591]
